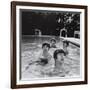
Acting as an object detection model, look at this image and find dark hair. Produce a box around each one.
[50,38,56,43]
[53,49,66,59]
[42,43,50,49]
[63,40,69,47]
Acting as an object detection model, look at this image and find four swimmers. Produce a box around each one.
[36,39,69,76]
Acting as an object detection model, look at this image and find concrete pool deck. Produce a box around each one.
[60,37,80,47]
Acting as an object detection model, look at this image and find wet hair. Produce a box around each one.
[53,49,66,59]
[63,40,69,47]
[50,38,56,43]
[42,43,50,49]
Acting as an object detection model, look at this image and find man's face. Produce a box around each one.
[51,41,56,45]
[57,53,64,61]
[42,45,49,52]
[63,43,67,48]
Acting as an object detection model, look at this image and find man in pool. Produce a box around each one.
[48,49,66,77]
[25,43,52,69]
[38,43,52,65]
[50,38,57,48]
[36,42,55,76]
[24,43,54,77]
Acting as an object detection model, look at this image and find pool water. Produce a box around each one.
[21,36,80,80]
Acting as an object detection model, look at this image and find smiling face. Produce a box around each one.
[42,45,49,52]
[53,49,65,62]
[51,41,55,44]
[56,53,64,62]
[42,43,50,52]
[63,43,67,47]
[51,39,56,45]
[63,41,69,48]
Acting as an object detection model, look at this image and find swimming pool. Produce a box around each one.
[21,35,80,80]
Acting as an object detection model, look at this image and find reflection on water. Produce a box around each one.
[21,36,80,80]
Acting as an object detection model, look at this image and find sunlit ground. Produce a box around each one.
[21,36,80,80]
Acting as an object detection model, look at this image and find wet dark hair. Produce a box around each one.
[63,40,69,47]
[53,49,66,59]
[42,43,50,49]
[50,38,56,43]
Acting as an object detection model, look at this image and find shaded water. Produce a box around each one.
[21,36,80,80]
